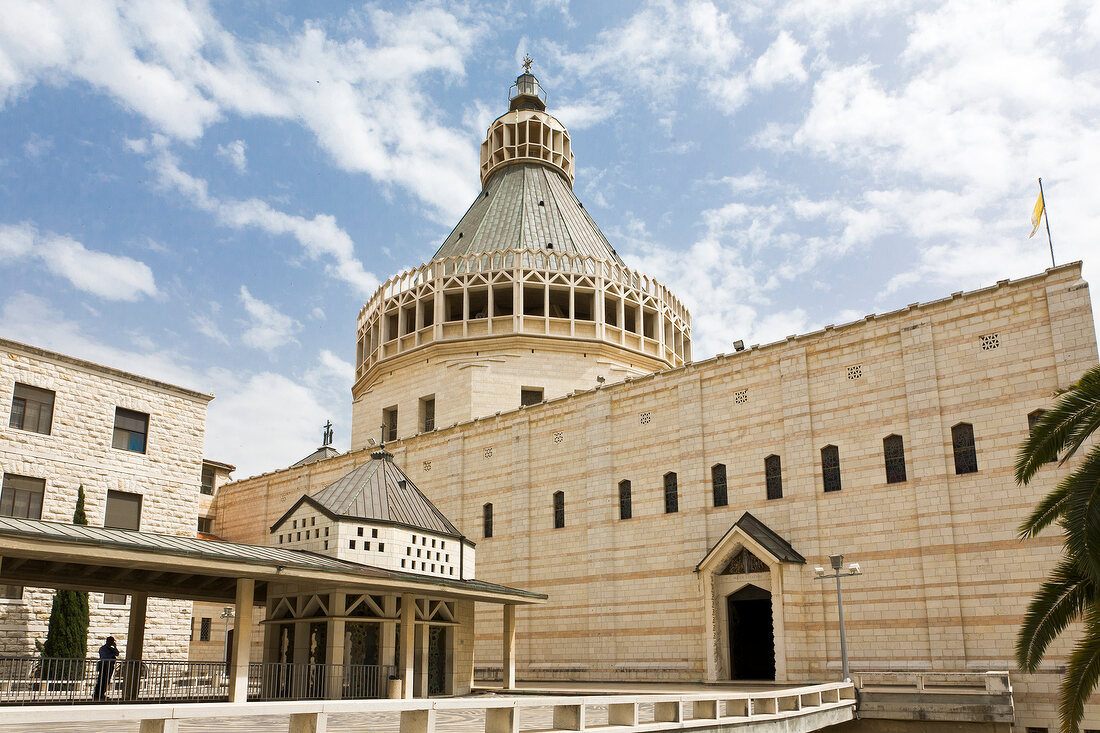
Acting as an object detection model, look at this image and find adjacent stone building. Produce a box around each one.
[215,69,1100,732]
[0,337,213,658]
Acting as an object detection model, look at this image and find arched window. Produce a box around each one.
[664,472,678,513]
[821,445,841,493]
[712,464,728,507]
[765,455,782,500]
[1028,409,1058,463]
[482,503,493,538]
[951,423,978,474]
[618,480,632,520]
[884,434,907,483]
[553,491,565,529]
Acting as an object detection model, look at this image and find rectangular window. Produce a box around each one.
[104,490,142,530]
[0,585,23,600]
[383,406,398,442]
[553,491,565,529]
[663,472,678,513]
[483,503,493,538]
[197,517,213,533]
[884,435,907,483]
[349,540,356,549]
[200,464,215,495]
[9,383,54,435]
[821,446,842,493]
[1,474,45,519]
[200,617,212,642]
[520,388,544,407]
[102,593,127,606]
[618,480,632,520]
[711,464,728,507]
[112,407,149,453]
[952,423,978,474]
[765,455,783,500]
[420,396,436,432]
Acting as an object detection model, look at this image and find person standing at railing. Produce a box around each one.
[93,637,118,701]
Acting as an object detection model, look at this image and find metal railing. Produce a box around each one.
[0,658,395,705]
[249,662,395,701]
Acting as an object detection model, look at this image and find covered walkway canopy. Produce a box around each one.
[0,517,544,701]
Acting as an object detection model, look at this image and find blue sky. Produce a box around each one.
[1,1,1098,478]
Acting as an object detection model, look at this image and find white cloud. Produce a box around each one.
[0,222,157,301]
[216,139,247,173]
[0,2,486,220]
[552,102,614,130]
[143,143,379,296]
[192,313,229,345]
[238,286,300,352]
[750,31,808,89]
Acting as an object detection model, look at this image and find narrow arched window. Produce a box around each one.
[884,434,907,483]
[483,502,493,538]
[712,464,728,507]
[618,480,632,520]
[765,455,782,500]
[553,491,565,529]
[821,445,841,492]
[952,423,978,474]
[663,472,678,513]
[1028,410,1058,463]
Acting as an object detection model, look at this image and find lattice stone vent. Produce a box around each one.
[484,447,493,459]
[980,333,1000,350]
[553,431,564,444]
[847,364,863,380]
[639,411,652,425]
[734,389,748,404]
[423,461,431,472]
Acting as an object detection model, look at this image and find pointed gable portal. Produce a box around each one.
[721,547,769,575]
[696,512,805,574]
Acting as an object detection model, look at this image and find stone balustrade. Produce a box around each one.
[0,682,856,733]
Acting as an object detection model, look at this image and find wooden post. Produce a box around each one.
[401,594,415,698]
[229,578,254,702]
[502,604,516,689]
[123,593,148,700]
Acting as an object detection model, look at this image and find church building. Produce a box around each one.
[216,68,1099,732]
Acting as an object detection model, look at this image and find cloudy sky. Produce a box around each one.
[1,1,1097,479]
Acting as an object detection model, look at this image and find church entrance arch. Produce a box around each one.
[726,584,775,681]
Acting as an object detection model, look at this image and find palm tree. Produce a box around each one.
[1016,364,1100,733]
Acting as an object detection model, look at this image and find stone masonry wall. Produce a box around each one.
[0,340,210,659]
[216,264,1098,731]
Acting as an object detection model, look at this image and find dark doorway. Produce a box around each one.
[727,584,775,680]
[427,626,447,695]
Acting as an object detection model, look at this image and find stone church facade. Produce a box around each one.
[213,70,1099,732]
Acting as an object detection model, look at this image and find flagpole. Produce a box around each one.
[1038,177,1054,267]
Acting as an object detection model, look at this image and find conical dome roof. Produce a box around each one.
[432,163,624,265]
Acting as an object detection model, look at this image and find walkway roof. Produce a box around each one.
[0,517,546,605]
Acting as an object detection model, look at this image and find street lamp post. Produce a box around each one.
[813,554,862,683]
[221,605,235,671]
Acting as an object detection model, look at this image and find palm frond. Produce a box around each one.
[1019,478,1076,539]
[1059,604,1100,733]
[1017,555,1093,671]
[1016,365,1100,486]
[1058,450,1100,584]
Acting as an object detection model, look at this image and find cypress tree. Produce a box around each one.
[41,485,91,679]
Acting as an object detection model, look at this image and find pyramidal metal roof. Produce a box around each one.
[276,449,462,538]
[431,164,625,266]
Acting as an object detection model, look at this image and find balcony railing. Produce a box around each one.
[0,658,395,705]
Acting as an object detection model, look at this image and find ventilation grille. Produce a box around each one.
[553,431,564,444]
[980,333,1000,350]
[422,460,431,472]
[639,411,652,425]
[734,389,748,404]
[484,447,493,459]
[847,364,863,380]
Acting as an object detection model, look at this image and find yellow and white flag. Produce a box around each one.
[1029,192,1045,239]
